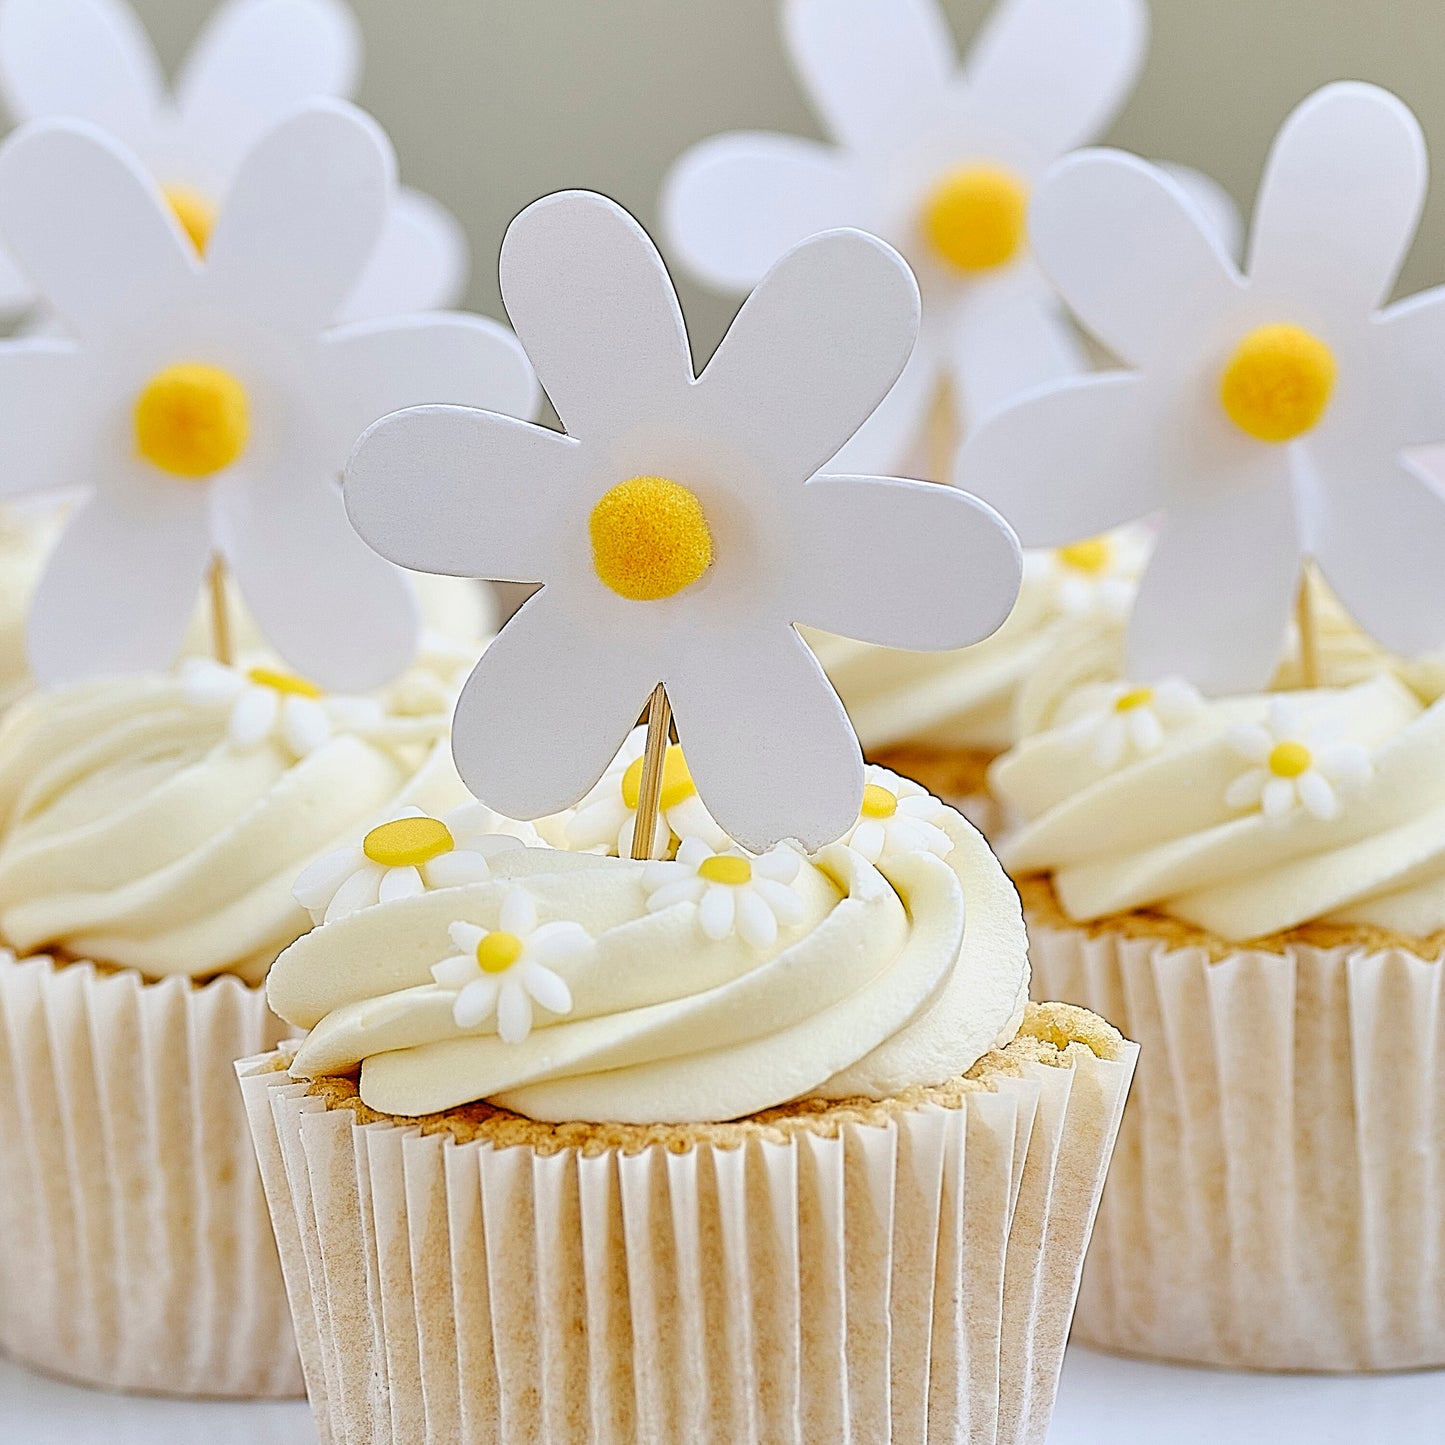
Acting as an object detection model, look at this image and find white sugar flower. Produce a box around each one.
[564,723,729,857]
[663,0,1154,469]
[1064,678,1203,771]
[1037,526,1150,619]
[0,0,466,320]
[0,105,535,690]
[1224,699,1372,823]
[347,191,1021,851]
[182,656,383,756]
[839,765,953,865]
[431,888,589,1043]
[964,83,1445,695]
[643,836,805,949]
[293,802,529,924]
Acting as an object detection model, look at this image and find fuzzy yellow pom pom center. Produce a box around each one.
[698,855,753,885]
[163,183,217,254]
[363,816,455,868]
[861,782,899,818]
[1220,324,1337,443]
[922,165,1029,274]
[135,362,250,478]
[1268,740,1312,778]
[1057,537,1112,575]
[621,745,696,813]
[1114,686,1154,713]
[246,666,322,699]
[475,931,524,974]
[589,475,714,601]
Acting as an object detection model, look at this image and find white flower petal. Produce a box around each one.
[848,818,886,863]
[647,878,707,912]
[453,976,499,1031]
[736,888,778,949]
[499,886,537,937]
[292,846,364,912]
[1262,777,1298,822]
[496,979,534,1044]
[752,847,801,883]
[432,953,479,989]
[182,658,242,705]
[520,960,573,1018]
[448,920,486,953]
[1318,743,1372,789]
[378,864,425,905]
[527,921,593,966]
[324,863,383,923]
[282,695,333,757]
[1297,769,1339,822]
[229,685,279,749]
[1226,725,1272,763]
[422,851,495,890]
[675,836,713,869]
[1129,708,1164,753]
[1225,770,1267,810]
[750,877,806,925]
[697,885,736,941]
[1093,717,1126,771]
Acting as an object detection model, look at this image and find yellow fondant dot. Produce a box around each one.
[163,184,217,254]
[363,816,454,868]
[861,783,899,819]
[1268,740,1312,778]
[698,854,753,885]
[246,666,322,699]
[590,475,714,601]
[1219,324,1337,443]
[1057,537,1112,575]
[475,931,524,974]
[135,362,250,478]
[1114,686,1154,713]
[922,165,1029,273]
[621,745,696,813]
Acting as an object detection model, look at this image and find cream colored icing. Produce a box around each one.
[0,504,59,712]
[993,671,1445,940]
[272,805,1031,1124]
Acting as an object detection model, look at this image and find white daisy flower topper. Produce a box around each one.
[345,190,1022,854]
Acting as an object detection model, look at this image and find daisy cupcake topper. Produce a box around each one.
[0,104,537,690]
[963,82,1445,696]
[345,190,1022,854]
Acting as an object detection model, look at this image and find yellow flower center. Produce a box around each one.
[921,164,1029,274]
[1057,537,1112,575]
[135,362,250,478]
[1219,324,1337,443]
[698,854,753,885]
[363,816,455,868]
[621,744,696,812]
[1268,740,1312,778]
[1114,686,1154,713]
[589,475,714,601]
[163,183,217,254]
[861,783,899,818]
[246,666,322,699]
[475,931,525,974]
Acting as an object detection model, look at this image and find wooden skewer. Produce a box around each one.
[1295,565,1319,690]
[630,683,672,862]
[208,553,233,666]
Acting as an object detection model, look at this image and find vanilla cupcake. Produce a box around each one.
[991,670,1445,1370]
[242,786,1136,1443]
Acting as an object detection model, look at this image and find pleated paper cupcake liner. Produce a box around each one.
[1030,918,1445,1371]
[238,1039,1135,1445]
[0,952,303,1397]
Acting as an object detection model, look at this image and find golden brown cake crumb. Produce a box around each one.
[869,743,995,808]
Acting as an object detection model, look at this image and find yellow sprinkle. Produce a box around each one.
[1057,537,1112,575]
[1114,686,1154,713]
[135,362,250,478]
[475,931,524,974]
[698,854,752,885]
[860,783,899,818]
[163,183,216,254]
[247,666,322,699]
[921,164,1029,274]
[621,745,696,812]
[363,816,454,868]
[590,475,714,601]
[1219,323,1337,443]
[1268,740,1312,778]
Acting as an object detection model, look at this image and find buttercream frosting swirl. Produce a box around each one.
[271,799,1031,1124]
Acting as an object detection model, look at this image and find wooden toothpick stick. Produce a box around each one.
[631,683,672,861]
[925,376,958,486]
[209,553,233,667]
[1295,563,1319,690]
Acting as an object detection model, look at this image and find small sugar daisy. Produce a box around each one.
[1065,678,1204,771]
[430,888,589,1043]
[839,767,953,866]
[182,656,383,759]
[1044,528,1148,618]
[643,836,805,949]
[293,803,527,924]
[1225,700,1372,823]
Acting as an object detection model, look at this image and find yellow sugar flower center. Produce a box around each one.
[698,855,753,885]
[621,744,696,812]
[475,931,525,974]
[1268,740,1312,778]
[861,783,899,818]
[163,183,217,254]
[247,666,322,699]
[1114,686,1154,713]
[922,164,1029,274]
[363,816,455,868]
[1057,537,1112,575]
[1219,324,1337,443]
[590,475,714,601]
[135,362,250,478]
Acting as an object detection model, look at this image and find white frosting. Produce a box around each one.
[993,671,1445,940]
[272,806,1031,1124]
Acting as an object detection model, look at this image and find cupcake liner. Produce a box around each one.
[1029,918,1445,1371]
[238,1040,1135,1445]
[0,952,303,1396]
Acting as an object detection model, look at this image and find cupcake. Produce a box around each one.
[242,787,1136,1442]
[991,671,1445,1369]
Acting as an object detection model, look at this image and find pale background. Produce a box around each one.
[123,0,1445,354]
